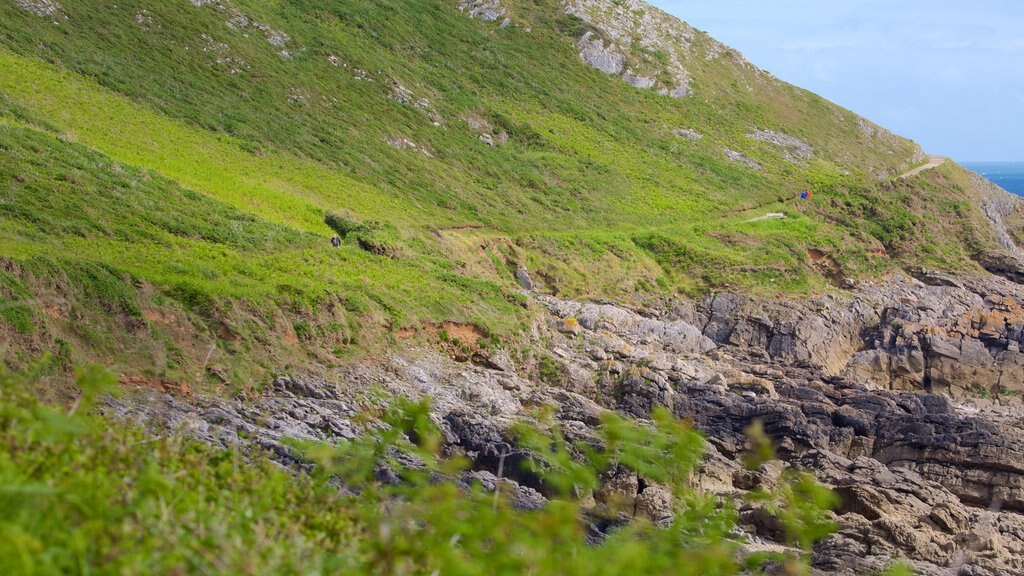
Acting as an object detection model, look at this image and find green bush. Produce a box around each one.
[325,212,406,258]
[324,211,369,239]
[0,363,859,575]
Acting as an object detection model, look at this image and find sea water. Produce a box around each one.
[962,161,1024,197]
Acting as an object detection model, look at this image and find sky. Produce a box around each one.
[648,1,1024,162]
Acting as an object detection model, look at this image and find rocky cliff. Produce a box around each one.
[109,269,1024,575]
[6,0,1024,571]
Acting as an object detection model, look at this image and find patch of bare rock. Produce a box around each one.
[189,0,293,57]
[14,0,61,16]
[971,171,1024,260]
[563,0,694,97]
[465,114,509,147]
[459,0,505,22]
[747,129,813,163]
[108,270,1024,574]
[673,128,702,141]
[724,148,762,170]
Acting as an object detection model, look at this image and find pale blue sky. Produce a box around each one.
[648,1,1024,161]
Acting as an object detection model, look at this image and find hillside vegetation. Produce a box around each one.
[4,2,1022,574]
[5,362,898,576]
[0,0,1010,388]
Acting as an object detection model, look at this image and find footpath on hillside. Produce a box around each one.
[899,156,946,179]
[739,156,947,224]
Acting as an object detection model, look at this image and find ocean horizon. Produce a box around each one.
[961,161,1024,197]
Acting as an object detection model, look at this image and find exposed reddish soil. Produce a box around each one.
[119,374,191,396]
[395,321,493,363]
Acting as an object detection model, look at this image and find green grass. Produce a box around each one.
[0,0,1006,378]
[0,120,524,383]
[0,120,515,318]
[0,53,412,233]
[0,270,36,335]
[0,0,919,233]
[0,3,1007,571]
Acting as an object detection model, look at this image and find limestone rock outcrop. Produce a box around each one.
[459,0,505,22]
[692,274,1024,400]
[108,272,1024,574]
[746,129,814,163]
[560,0,759,98]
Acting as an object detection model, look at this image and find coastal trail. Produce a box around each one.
[899,156,946,179]
[736,156,948,225]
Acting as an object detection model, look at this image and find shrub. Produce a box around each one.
[325,212,405,258]
[324,211,369,238]
[0,362,848,576]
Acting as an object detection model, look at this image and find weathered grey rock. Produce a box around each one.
[459,0,504,21]
[972,171,1024,257]
[617,368,672,418]
[673,128,702,141]
[576,31,625,74]
[562,0,749,97]
[634,483,674,524]
[104,266,1024,574]
[697,277,1024,399]
[724,148,762,170]
[621,70,656,89]
[857,117,900,147]
[546,388,607,426]
[272,375,338,400]
[747,129,814,162]
[661,77,691,98]
[558,316,583,336]
[514,268,534,291]
[595,465,639,510]
[459,470,548,510]
[14,0,61,16]
[544,298,716,355]
[478,131,508,147]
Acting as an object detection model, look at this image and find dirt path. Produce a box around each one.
[899,156,946,179]
[740,212,785,224]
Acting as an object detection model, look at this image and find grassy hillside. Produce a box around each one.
[0,0,1008,389]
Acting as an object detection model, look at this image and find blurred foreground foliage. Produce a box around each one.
[0,362,913,575]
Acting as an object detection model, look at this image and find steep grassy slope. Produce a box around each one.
[0,117,522,392]
[0,0,1011,388]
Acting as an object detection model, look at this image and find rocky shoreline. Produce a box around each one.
[107,272,1024,575]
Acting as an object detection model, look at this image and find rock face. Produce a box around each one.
[560,0,761,98]
[539,281,1024,574]
[970,170,1024,283]
[747,129,813,162]
[109,272,1024,574]
[673,128,702,141]
[14,0,61,17]
[724,148,762,170]
[107,374,362,466]
[808,449,1024,576]
[459,0,505,22]
[693,274,1024,399]
[576,31,625,75]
